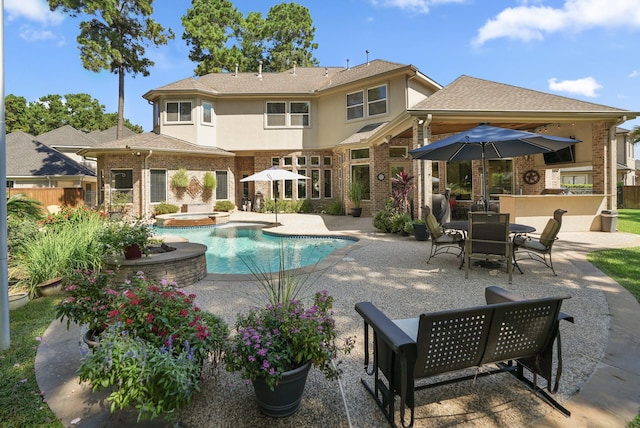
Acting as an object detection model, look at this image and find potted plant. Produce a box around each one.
[97,219,155,259]
[347,179,366,217]
[56,269,122,340]
[224,247,354,417]
[73,272,228,422]
[412,219,429,241]
[171,168,189,189]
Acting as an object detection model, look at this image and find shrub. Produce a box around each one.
[214,200,235,211]
[373,199,395,232]
[326,200,343,215]
[299,198,314,213]
[202,171,217,190]
[390,212,413,234]
[153,202,179,216]
[171,168,189,188]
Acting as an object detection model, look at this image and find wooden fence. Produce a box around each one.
[622,186,640,209]
[8,188,85,212]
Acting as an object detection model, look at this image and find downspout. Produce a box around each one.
[143,151,153,218]
[608,116,626,210]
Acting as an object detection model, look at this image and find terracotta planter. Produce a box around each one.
[251,361,311,417]
[9,292,29,310]
[37,277,64,296]
[124,244,143,260]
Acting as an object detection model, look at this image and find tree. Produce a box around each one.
[48,0,173,139]
[182,1,318,75]
[4,93,143,134]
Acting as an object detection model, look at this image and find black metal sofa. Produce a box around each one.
[355,286,574,428]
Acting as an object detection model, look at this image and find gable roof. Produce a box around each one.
[6,131,96,177]
[143,59,440,99]
[411,75,632,114]
[77,132,235,158]
[37,125,99,148]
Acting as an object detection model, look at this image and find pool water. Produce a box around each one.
[154,223,355,274]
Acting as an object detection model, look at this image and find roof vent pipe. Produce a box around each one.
[324,67,328,77]
[234,63,238,77]
[366,50,370,65]
[346,59,350,69]
[293,61,296,75]
[258,61,263,78]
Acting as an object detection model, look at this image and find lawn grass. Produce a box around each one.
[587,208,640,428]
[0,297,63,428]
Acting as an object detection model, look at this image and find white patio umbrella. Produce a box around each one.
[240,167,309,223]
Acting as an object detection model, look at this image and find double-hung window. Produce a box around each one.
[166,101,192,123]
[202,102,212,124]
[265,101,310,128]
[346,84,387,120]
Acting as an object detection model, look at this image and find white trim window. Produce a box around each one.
[166,101,192,123]
[265,101,310,128]
[346,84,387,120]
[202,102,213,124]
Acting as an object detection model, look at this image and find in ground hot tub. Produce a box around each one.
[155,212,230,227]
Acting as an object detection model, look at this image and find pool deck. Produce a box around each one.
[35,212,640,427]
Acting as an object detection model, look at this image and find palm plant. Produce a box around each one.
[6,193,44,221]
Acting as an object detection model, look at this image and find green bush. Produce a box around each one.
[390,212,412,235]
[373,199,395,232]
[153,202,179,215]
[171,168,189,188]
[203,171,217,190]
[214,200,236,211]
[7,216,40,258]
[299,198,314,213]
[326,200,343,215]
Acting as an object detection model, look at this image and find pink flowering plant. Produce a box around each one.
[56,269,122,331]
[59,271,228,421]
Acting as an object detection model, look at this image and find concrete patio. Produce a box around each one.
[35,212,640,427]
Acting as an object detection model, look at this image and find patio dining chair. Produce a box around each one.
[425,213,464,263]
[465,212,512,282]
[513,209,565,276]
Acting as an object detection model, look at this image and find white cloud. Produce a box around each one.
[5,0,64,25]
[370,0,465,15]
[629,70,639,78]
[548,77,602,97]
[474,0,640,46]
[18,25,56,42]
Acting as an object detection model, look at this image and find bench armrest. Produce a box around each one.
[355,302,416,352]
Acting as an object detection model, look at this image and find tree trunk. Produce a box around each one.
[117,67,125,140]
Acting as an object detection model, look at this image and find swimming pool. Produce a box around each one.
[153,223,356,275]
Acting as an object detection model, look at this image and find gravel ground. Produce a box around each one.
[173,212,636,428]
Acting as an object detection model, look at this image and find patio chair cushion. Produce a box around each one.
[539,219,560,247]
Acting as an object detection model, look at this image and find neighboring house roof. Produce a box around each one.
[77,132,235,157]
[6,131,96,177]
[88,126,137,144]
[143,59,441,99]
[37,125,99,148]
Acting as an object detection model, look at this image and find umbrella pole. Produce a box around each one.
[481,143,488,211]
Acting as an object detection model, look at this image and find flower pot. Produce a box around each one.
[37,277,64,296]
[413,223,429,241]
[251,361,311,417]
[350,207,362,217]
[9,292,29,311]
[124,244,142,260]
[83,328,103,348]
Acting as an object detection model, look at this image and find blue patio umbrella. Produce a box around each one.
[409,124,581,208]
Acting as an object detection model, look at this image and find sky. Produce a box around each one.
[3,0,640,155]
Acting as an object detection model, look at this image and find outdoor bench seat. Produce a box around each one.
[355,286,574,428]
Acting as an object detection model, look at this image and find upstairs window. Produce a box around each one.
[166,101,192,123]
[346,84,387,120]
[346,91,364,120]
[265,101,310,128]
[202,102,212,124]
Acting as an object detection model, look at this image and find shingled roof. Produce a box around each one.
[37,125,99,148]
[144,59,429,98]
[77,132,235,157]
[6,131,96,177]
[410,75,630,113]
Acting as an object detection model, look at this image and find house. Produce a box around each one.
[6,131,97,206]
[77,59,639,230]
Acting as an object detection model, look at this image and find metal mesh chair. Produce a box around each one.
[513,211,564,276]
[425,213,463,263]
[465,212,512,282]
